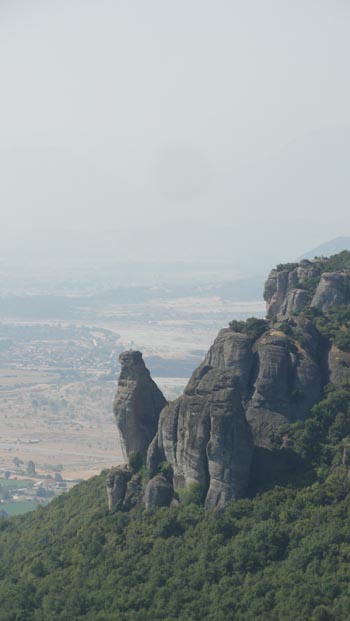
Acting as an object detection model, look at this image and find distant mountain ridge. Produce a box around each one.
[300,236,350,260]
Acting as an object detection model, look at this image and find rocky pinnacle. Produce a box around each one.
[113,351,167,462]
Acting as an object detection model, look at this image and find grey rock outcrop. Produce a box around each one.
[205,383,254,509]
[311,272,350,311]
[328,346,350,387]
[264,260,350,319]
[113,351,167,461]
[106,465,144,511]
[264,260,319,319]
[147,335,255,508]
[110,253,350,511]
[148,322,324,497]
[144,475,174,509]
[342,444,350,469]
[245,325,322,447]
[123,477,144,511]
[106,466,131,510]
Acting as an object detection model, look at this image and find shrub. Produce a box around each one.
[324,250,350,272]
[178,481,204,506]
[276,262,299,272]
[129,452,144,473]
[278,322,293,337]
[158,461,174,482]
[245,318,269,340]
[228,320,245,333]
[229,317,269,341]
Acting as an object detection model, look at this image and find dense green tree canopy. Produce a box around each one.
[0,384,350,620]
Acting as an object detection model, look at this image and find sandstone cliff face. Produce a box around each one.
[106,465,131,511]
[144,475,174,509]
[112,321,325,509]
[106,465,145,511]
[311,272,350,311]
[264,260,350,319]
[148,321,323,497]
[113,351,167,461]
[110,254,350,510]
[245,323,322,447]
[328,346,350,387]
[147,347,254,509]
[264,260,316,319]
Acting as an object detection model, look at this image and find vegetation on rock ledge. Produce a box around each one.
[228,317,269,341]
[298,305,350,352]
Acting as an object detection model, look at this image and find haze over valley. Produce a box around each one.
[0,253,268,518]
[1,0,350,517]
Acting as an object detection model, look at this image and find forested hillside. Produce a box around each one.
[2,252,350,620]
[1,383,350,621]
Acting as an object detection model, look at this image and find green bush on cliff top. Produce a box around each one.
[229,317,269,340]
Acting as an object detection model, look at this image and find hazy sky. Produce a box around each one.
[1,1,350,268]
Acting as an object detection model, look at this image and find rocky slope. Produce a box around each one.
[112,251,350,510]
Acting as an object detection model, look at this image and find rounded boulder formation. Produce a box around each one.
[144,475,174,509]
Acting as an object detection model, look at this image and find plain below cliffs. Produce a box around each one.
[111,252,350,511]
